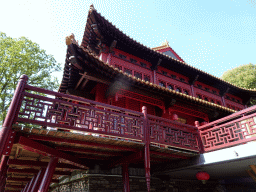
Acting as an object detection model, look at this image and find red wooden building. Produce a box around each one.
[1,5,256,192]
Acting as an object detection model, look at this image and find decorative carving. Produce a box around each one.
[66,33,78,46]
[148,114,200,151]
[200,113,256,151]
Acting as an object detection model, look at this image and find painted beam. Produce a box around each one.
[8,159,82,170]
[150,151,189,159]
[108,151,143,169]
[55,146,121,156]
[6,177,59,183]
[18,136,88,169]
[27,134,138,152]
[5,185,25,189]
[7,168,71,176]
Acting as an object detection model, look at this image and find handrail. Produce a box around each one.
[14,84,201,152]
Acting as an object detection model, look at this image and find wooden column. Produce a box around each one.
[38,157,58,192]
[0,75,28,159]
[31,168,46,192]
[25,174,37,192]
[142,106,151,192]
[122,163,130,192]
[0,155,9,192]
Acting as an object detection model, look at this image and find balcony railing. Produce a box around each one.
[5,76,201,152]
[198,105,256,152]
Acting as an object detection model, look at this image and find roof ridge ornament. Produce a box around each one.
[161,39,169,47]
[89,4,95,12]
[66,33,78,46]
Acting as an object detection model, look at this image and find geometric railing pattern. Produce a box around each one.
[198,105,256,152]
[148,115,201,151]
[16,84,201,151]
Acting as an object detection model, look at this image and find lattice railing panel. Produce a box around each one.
[18,91,144,141]
[148,114,200,151]
[199,108,256,152]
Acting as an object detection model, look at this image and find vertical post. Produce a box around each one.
[23,182,30,192]
[195,121,204,153]
[31,168,46,192]
[0,75,28,159]
[25,173,37,192]
[38,157,58,192]
[122,163,130,192]
[0,155,9,192]
[142,106,150,192]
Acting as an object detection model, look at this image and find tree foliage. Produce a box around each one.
[221,63,256,105]
[0,32,61,123]
[221,63,256,89]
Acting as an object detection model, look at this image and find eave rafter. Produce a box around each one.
[18,136,88,169]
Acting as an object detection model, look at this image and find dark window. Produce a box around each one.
[119,54,127,59]
[171,74,176,79]
[205,87,209,91]
[140,62,147,67]
[176,88,181,92]
[212,90,216,94]
[130,58,137,63]
[162,71,167,75]
[217,101,221,105]
[197,95,202,99]
[124,68,132,75]
[232,98,235,101]
[204,97,208,101]
[180,78,185,82]
[159,81,165,87]
[144,75,150,82]
[226,95,230,99]
[184,90,189,95]
[197,84,202,88]
[134,71,142,79]
[210,99,214,103]
[168,85,173,90]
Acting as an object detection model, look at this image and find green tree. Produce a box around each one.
[0,32,61,123]
[221,63,256,105]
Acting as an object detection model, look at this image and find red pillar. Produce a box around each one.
[25,173,37,192]
[38,157,58,192]
[0,155,9,192]
[142,106,150,192]
[0,75,28,159]
[31,168,46,192]
[122,163,130,192]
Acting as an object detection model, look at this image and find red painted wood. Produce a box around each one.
[0,75,28,158]
[31,168,46,192]
[108,151,143,169]
[15,84,201,152]
[25,174,37,192]
[122,163,130,192]
[199,105,256,152]
[38,157,58,192]
[142,106,151,192]
[8,159,82,170]
[18,136,87,169]
[0,155,9,192]
[27,135,139,152]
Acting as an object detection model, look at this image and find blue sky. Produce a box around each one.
[1,0,255,82]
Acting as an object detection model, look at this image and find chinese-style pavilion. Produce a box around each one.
[1,4,256,192]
